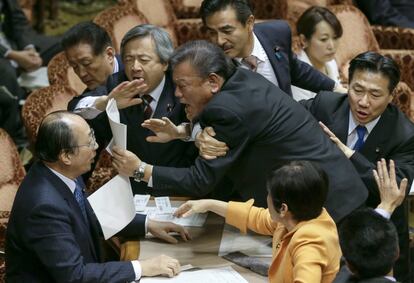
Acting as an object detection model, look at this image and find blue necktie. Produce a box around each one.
[353,125,367,151]
[74,180,89,224]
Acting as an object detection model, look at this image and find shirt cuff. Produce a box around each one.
[3,49,12,58]
[73,96,103,119]
[131,260,142,281]
[147,176,153,187]
[191,123,202,141]
[375,208,391,220]
[145,215,148,234]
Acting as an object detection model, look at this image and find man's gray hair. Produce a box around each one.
[120,24,174,64]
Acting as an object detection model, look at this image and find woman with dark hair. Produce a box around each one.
[292,6,343,101]
[174,160,341,282]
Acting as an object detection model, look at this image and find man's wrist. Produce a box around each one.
[94,96,109,111]
[177,123,191,141]
[133,161,147,182]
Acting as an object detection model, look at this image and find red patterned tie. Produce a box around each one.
[142,95,153,120]
[242,55,258,72]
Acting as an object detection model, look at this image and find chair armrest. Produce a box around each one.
[373,25,414,50]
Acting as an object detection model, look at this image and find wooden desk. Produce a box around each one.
[125,211,268,282]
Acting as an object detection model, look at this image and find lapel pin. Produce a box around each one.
[273,46,282,60]
[375,147,380,153]
[167,103,173,113]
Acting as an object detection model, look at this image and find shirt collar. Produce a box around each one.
[46,166,76,194]
[384,276,396,282]
[112,56,119,74]
[145,75,165,103]
[348,110,381,135]
[235,32,266,63]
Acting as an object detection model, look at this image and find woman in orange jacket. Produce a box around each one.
[175,160,341,283]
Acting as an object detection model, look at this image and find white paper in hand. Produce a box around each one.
[105,98,127,154]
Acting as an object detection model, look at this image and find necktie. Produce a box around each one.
[142,94,153,120]
[353,125,367,151]
[74,180,89,224]
[242,55,258,72]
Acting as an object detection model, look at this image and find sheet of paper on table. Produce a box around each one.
[134,195,207,227]
[88,175,136,240]
[139,266,248,283]
[219,224,273,257]
[105,98,127,154]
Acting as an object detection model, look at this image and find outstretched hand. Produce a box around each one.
[142,117,181,143]
[319,121,354,158]
[374,159,408,214]
[148,219,191,244]
[174,200,211,218]
[108,79,147,109]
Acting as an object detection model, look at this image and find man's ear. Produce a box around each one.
[279,203,289,217]
[105,46,115,63]
[246,14,255,33]
[208,73,224,94]
[59,150,72,166]
[299,34,308,49]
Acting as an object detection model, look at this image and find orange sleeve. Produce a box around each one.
[226,199,277,235]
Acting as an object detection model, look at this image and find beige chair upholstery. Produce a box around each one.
[48,52,87,96]
[94,2,149,53]
[0,129,25,282]
[326,5,414,120]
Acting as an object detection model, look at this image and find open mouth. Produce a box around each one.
[356,110,369,120]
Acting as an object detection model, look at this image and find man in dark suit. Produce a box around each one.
[0,0,61,99]
[355,0,414,29]
[81,24,197,194]
[63,22,125,117]
[301,51,414,283]
[111,40,368,223]
[5,111,189,282]
[199,0,341,96]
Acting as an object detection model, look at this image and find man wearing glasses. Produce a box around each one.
[5,111,189,282]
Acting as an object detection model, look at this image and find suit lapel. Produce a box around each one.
[152,76,176,119]
[41,164,99,261]
[329,100,350,143]
[253,25,288,93]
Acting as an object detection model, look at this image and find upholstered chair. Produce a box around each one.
[21,84,77,145]
[0,129,26,282]
[94,1,149,53]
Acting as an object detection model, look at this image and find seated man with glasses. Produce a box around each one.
[5,111,190,282]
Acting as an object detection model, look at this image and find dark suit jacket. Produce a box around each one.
[253,20,335,96]
[300,91,414,205]
[5,161,146,282]
[92,70,197,194]
[301,91,414,281]
[153,68,367,222]
[355,0,414,29]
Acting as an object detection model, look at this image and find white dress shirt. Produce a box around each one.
[235,32,279,87]
[291,50,341,101]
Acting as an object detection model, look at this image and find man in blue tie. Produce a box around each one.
[5,111,190,282]
[300,51,414,283]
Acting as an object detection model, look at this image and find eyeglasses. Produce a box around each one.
[71,129,97,149]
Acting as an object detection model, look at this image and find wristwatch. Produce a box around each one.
[133,161,147,182]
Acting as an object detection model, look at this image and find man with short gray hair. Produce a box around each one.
[84,24,197,194]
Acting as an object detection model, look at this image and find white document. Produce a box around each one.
[17,67,49,90]
[139,266,248,283]
[87,175,135,239]
[134,194,151,212]
[219,224,273,257]
[105,98,127,154]
[137,207,207,227]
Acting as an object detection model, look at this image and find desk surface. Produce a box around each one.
[139,212,268,282]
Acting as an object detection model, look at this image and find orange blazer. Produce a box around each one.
[226,199,341,283]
